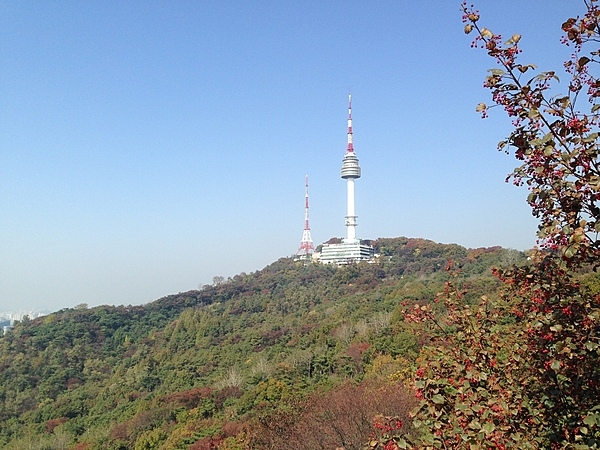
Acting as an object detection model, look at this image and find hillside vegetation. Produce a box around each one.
[0,237,525,449]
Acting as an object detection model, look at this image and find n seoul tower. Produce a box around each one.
[317,94,373,264]
[341,94,361,243]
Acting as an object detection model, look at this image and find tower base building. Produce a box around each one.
[318,240,374,265]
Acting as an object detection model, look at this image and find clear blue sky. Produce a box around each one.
[0,1,581,311]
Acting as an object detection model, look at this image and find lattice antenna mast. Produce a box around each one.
[296,175,315,256]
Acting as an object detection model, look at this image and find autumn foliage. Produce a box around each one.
[399,2,600,448]
[248,380,415,450]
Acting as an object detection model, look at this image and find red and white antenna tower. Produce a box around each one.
[296,175,315,257]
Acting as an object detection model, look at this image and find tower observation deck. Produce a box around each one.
[341,152,361,179]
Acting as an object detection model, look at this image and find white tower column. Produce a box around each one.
[345,178,357,241]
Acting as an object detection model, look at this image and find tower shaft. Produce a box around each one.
[345,178,356,241]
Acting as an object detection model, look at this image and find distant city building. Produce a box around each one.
[0,316,14,336]
[0,309,49,336]
[0,310,46,323]
[316,95,374,265]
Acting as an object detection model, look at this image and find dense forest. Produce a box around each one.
[0,237,529,449]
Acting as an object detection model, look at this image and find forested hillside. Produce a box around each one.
[0,237,525,449]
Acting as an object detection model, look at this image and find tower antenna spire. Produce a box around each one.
[296,175,315,258]
[346,94,354,153]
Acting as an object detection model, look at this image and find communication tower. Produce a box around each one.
[318,95,374,264]
[341,94,361,242]
[296,175,315,258]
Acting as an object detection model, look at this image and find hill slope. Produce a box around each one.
[0,237,525,449]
